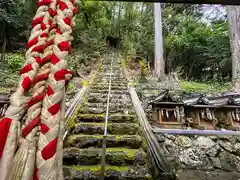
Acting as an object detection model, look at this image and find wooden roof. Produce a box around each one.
[183,94,209,105]
[150,90,240,108]
[151,89,182,104]
[111,0,240,5]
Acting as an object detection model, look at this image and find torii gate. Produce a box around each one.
[0,0,238,180]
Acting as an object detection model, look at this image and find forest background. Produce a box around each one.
[0,0,235,92]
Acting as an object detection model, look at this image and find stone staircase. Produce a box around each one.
[63,56,152,180]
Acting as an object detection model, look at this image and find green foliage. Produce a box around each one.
[0,0,31,51]
[0,2,234,89]
[180,81,231,93]
[139,58,148,77]
[165,14,231,82]
[6,53,24,71]
[0,53,24,87]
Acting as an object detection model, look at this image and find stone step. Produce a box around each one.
[94,82,127,87]
[96,76,126,80]
[85,103,132,110]
[63,148,147,166]
[93,80,127,85]
[63,165,151,180]
[66,135,142,149]
[72,123,139,135]
[78,114,137,123]
[91,85,127,91]
[97,73,123,77]
[87,95,131,104]
[80,107,135,114]
[90,89,128,94]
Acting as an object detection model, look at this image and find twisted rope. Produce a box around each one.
[0,1,56,179]
[36,0,78,179]
[6,1,58,179]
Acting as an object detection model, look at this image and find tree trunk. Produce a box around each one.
[226,6,240,92]
[118,2,121,36]
[154,3,165,78]
[1,22,7,61]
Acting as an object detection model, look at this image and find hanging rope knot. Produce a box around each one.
[41,32,48,38]
[20,64,33,75]
[63,17,71,25]
[33,72,49,85]
[22,77,32,92]
[58,41,71,52]
[44,39,54,49]
[38,0,52,6]
[58,1,68,11]
[35,57,42,64]
[27,92,46,108]
[41,138,58,160]
[27,37,39,49]
[22,116,41,138]
[48,8,57,17]
[41,23,47,30]
[41,54,52,65]
[0,117,12,158]
[56,28,62,35]
[49,23,57,31]
[32,45,45,53]
[32,17,44,28]
[54,69,72,81]
[73,6,78,15]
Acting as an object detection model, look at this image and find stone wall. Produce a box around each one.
[156,134,240,180]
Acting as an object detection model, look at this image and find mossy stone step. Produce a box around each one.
[87,96,131,104]
[94,80,127,85]
[94,82,127,87]
[80,107,135,114]
[90,89,128,94]
[97,74,124,78]
[78,114,137,123]
[63,165,152,180]
[63,148,147,166]
[85,103,132,109]
[91,86,127,90]
[73,123,139,135]
[66,134,142,149]
[96,75,125,79]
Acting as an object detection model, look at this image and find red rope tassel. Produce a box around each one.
[0,118,12,158]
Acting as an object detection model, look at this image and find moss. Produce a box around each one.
[67,134,142,148]
[66,99,85,131]
[141,138,148,152]
[66,81,75,91]
[81,79,88,86]
[128,82,138,87]
[72,165,130,173]
[115,135,121,142]
[146,174,153,180]
[79,113,105,119]
[106,166,129,172]
[72,165,101,172]
[139,58,148,77]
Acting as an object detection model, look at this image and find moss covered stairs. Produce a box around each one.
[63,56,152,180]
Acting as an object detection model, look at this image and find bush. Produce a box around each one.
[6,53,25,71]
